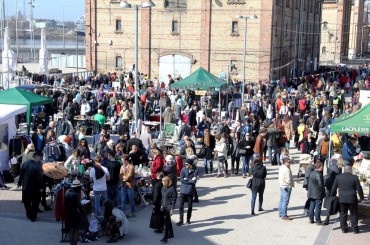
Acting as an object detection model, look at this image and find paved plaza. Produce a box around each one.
[0,148,369,245]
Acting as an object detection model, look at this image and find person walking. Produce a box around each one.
[106,151,121,207]
[202,129,215,175]
[119,154,136,218]
[89,156,110,216]
[17,152,43,222]
[240,132,255,178]
[278,157,294,220]
[160,176,177,244]
[307,161,326,225]
[177,159,198,226]
[64,180,83,245]
[266,123,280,165]
[330,166,364,234]
[214,134,227,178]
[250,158,267,215]
[230,132,242,175]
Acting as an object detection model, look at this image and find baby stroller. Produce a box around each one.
[296,154,312,181]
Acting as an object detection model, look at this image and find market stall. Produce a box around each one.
[329,103,370,209]
[0,88,52,133]
[0,104,27,172]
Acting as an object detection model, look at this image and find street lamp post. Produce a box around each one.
[120,1,155,130]
[235,14,257,103]
[63,5,73,51]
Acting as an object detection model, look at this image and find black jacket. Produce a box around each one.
[106,160,121,186]
[240,139,254,157]
[126,138,144,154]
[250,163,267,192]
[330,172,364,203]
[307,170,325,200]
[18,160,43,192]
[324,163,341,192]
[161,186,177,211]
[188,109,197,127]
[178,124,191,141]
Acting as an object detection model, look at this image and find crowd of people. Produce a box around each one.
[3,64,370,244]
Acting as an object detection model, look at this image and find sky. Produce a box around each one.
[4,0,85,22]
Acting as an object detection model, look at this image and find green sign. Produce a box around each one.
[164,123,176,137]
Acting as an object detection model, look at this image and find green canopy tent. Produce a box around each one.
[0,88,52,133]
[170,67,227,117]
[170,67,227,90]
[330,103,370,134]
[327,103,370,159]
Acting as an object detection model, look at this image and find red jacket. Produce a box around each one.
[151,155,164,179]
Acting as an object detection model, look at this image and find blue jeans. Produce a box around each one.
[278,187,292,218]
[107,184,119,207]
[251,190,264,211]
[242,155,252,175]
[121,187,136,214]
[309,198,322,223]
[268,146,280,164]
[204,158,213,174]
[284,141,290,150]
[93,190,107,216]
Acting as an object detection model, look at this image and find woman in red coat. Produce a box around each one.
[150,149,164,185]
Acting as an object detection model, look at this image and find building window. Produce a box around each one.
[295,0,298,9]
[322,46,326,54]
[172,20,179,34]
[231,21,239,35]
[310,2,313,12]
[115,56,122,68]
[164,0,187,8]
[276,0,280,5]
[115,19,121,32]
[286,0,290,8]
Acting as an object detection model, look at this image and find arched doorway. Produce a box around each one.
[158,54,191,85]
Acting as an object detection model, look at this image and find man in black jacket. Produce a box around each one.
[18,153,43,222]
[307,161,325,225]
[125,132,144,154]
[105,151,121,207]
[330,166,364,234]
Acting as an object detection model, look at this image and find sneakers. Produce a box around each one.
[176,221,184,226]
[215,174,221,178]
[126,213,136,218]
[242,174,246,178]
[258,208,264,212]
[281,216,293,221]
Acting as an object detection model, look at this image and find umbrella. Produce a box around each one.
[42,162,68,179]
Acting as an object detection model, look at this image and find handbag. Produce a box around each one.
[197,146,206,159]
[238,148,247,156]
[246,178,253,189]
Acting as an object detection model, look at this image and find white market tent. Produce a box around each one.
[0,104,27,172]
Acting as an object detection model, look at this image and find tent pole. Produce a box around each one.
[328,131,332,170]
[218,89,221,122]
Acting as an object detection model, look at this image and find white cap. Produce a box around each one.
[165,155,175,162]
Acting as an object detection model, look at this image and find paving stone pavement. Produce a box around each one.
[1,148,369,245]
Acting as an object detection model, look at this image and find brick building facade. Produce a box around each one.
[85,0,322,83]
